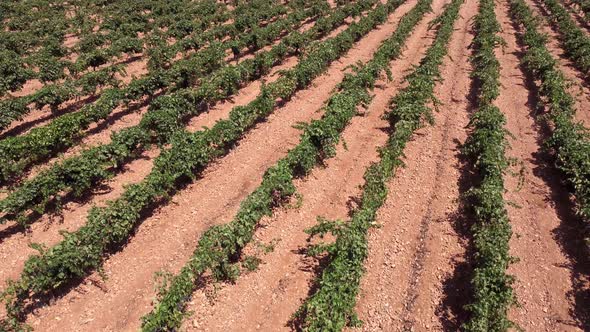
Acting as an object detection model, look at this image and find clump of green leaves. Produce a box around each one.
[461,0,515,330]
[511,0,590,251]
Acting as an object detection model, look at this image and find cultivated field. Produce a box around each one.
[0,0,589,331]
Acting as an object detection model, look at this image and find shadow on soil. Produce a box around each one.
[434,16,481,329]
[529,0,590,87]
[435,137,475,331]
[511,13,590,330]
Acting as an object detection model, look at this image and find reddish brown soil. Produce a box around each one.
[9,79,44,98]
[524,0,590,126]
[0,0,588,331]
[496,1,584,330]
[116,58,149,85]
[62,33,80,49]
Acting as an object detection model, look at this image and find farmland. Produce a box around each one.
[0,0,589,331]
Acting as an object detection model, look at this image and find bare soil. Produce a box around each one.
[0,0,588,331]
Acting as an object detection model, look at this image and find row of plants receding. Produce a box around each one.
[0,0,372,230]
[461,0,515,330]
[140,0,429,329]
[0,0,235,131]
[0,0,232,96]
[569,0,590,21]
[0,0,328,185]
[292,0,463,330]
[0,1,396,329]
[0,0,305,132]
[76,0,300,72]
[1,0,230,49]
[510,0,590,251]
[0,0,301,125]
[0,0,71,39]
[6,0,311,96]
[0,0,78,95]
[0,0,309,135]
[537,0,590,76]
[68,0,235,75]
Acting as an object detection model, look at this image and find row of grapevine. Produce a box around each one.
[461,0,515,330]
[537,0,590,75]
[293,0,463,330]
[0,0,236,131]
[0,0,72,35]
[510,0,590,250]
[0,0,76,94]
[0,1,397,329]
[0,0,232,95]
[0,0,295,118]
[569,0,590,21]
[0,0,303,123]
[68,0,230,75]
[63,0,289,75]
[0,0,373,228]
[140,0,431,329]
[0,0,327,185]
[43,1,228,79]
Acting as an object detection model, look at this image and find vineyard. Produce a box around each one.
[0,0,589,330]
